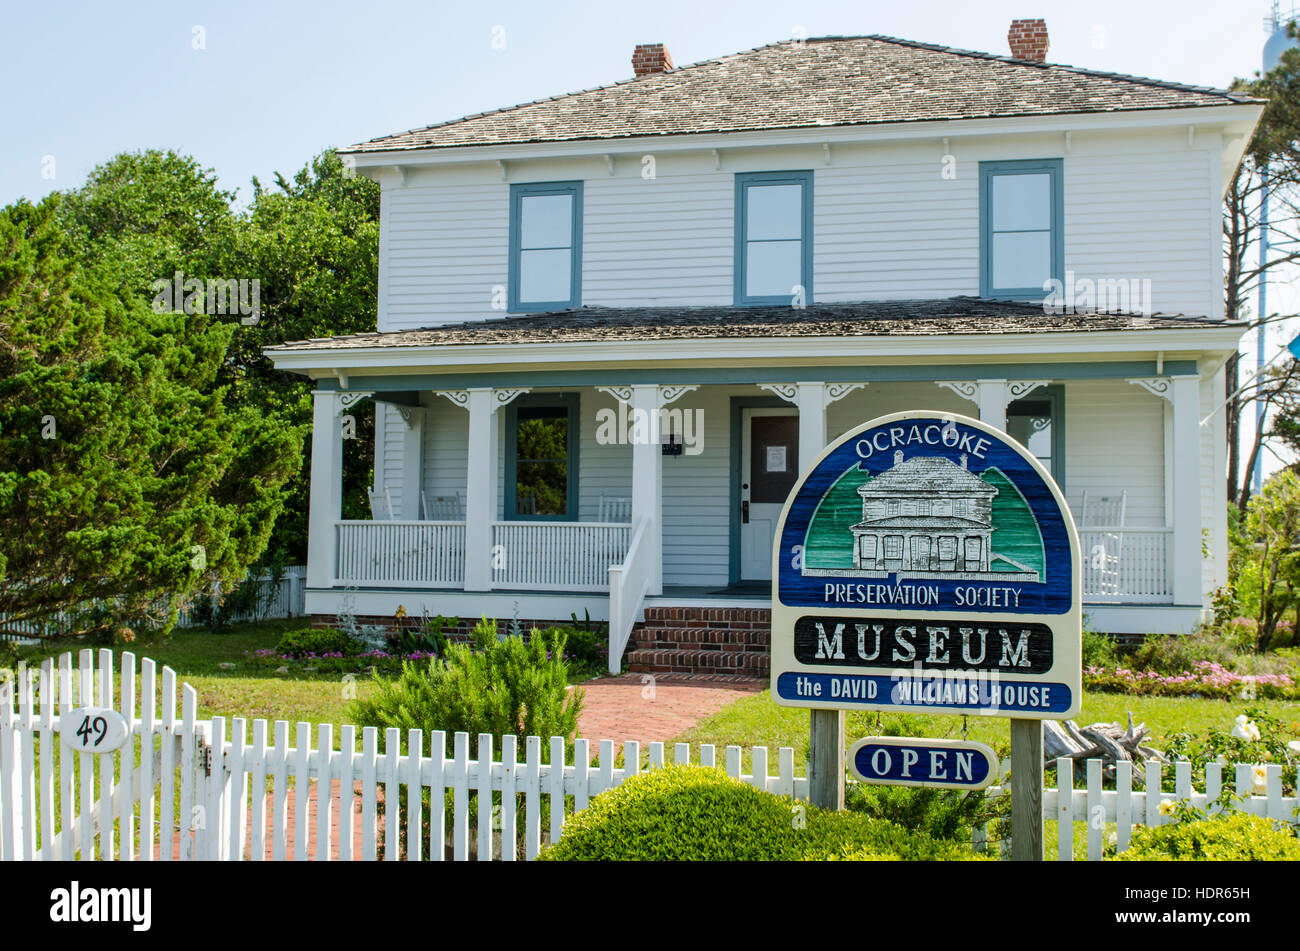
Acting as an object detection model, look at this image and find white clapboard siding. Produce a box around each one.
[376,133,1220,332]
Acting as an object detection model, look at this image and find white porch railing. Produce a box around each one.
[491,522,631,591]
[608,518,652,675]
[1079,528,1172,604]
[336,520,466,586]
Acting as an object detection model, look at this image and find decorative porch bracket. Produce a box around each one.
[433,388,531,590]
[758,381,865,471]
[935,379,1049,431]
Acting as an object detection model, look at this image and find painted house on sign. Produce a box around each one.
[851,450,999,576]
[267,22,1262,676]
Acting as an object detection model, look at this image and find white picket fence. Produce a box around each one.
[4,650,1298,861]
[1031,756,1297,861]
[0,650,807,861]
[0,568,306,643]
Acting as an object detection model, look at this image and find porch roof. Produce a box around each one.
[268,298,1235,353]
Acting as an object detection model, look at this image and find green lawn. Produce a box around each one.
[18,622,376,738]
[23,624,1300,767]
[669,689,1300,773]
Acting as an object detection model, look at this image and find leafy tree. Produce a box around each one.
[0,196,301,636]
[1242,468,1300,650]
[1223,28,1300,505]
[223,150,381,557]
[58,149,236,296]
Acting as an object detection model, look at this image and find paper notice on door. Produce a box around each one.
[766,445,787,473]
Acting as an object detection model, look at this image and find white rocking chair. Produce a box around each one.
[598,495,632,523]
[1079,490,1127,597]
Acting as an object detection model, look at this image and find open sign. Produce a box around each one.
[848,736,999,791]
[58,707,132,753]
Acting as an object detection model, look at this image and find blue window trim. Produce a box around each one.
[734,170,814,306]
[979,159,1064,300]
[508,181,583,313]
[503,392,580,521]
[727,395,791,583]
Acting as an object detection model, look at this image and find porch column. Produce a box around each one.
[463,388,500,592]
[936,379,1049,431]
[976,380,1009,431]
[307,390,344,589]
[394,404,425,520]
[795,382,827,473]
[758,382,866,472]
[630,384,663,596]
[1169,375,1203,607]
[1129,376,1203,607]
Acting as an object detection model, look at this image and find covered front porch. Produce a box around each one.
[302,369,1214,670]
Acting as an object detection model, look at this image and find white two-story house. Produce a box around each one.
[268,23,1262,675]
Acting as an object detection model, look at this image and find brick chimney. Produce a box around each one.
[1007,18,1049,62]
[632,43,673,76]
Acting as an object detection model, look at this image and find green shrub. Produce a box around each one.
[540,764,985,861]
[1129,628,1238,675]
[348,616,582,759]
[1080,628,1120,669]
[1165,707,1299,795]
[845,782,1000,843]
[1115,811,1300,861]
[532,625,604,674]
[386,612,453,657]
[274,627,363,658]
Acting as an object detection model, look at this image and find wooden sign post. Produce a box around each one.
[770,411,1081,858]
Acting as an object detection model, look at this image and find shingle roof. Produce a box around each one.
[861,456,994,495]
[347,35,1259,154]
[268,298,1237,352]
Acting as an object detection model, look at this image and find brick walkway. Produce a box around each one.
[573,673,764,749]
[157,675,758,861]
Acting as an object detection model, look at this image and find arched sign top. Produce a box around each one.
[770,410,1081,720]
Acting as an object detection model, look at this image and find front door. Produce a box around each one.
[740,408,799,581]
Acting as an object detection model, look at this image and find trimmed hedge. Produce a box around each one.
[540,764,985,862]
[1115,812,1300,861]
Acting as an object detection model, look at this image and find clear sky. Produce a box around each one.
[0,0,1294,473]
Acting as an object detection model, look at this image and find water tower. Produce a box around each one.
[1254,2,1300,493]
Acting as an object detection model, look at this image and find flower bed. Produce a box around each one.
[1083,661,1300,700]
[243,647,436,676]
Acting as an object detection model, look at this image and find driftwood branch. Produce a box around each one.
[1043,713,1166,780]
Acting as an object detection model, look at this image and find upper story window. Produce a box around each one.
[734,171,813,305]
[508,181,583,312]
[979,159,1063,300]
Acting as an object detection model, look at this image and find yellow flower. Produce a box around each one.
[1157,799,1176,817]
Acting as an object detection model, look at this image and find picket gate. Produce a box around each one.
[0,650,209,861]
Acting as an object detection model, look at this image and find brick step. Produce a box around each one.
[631,627,771,649]
[627,648,770,676]
[642,607,771,623]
